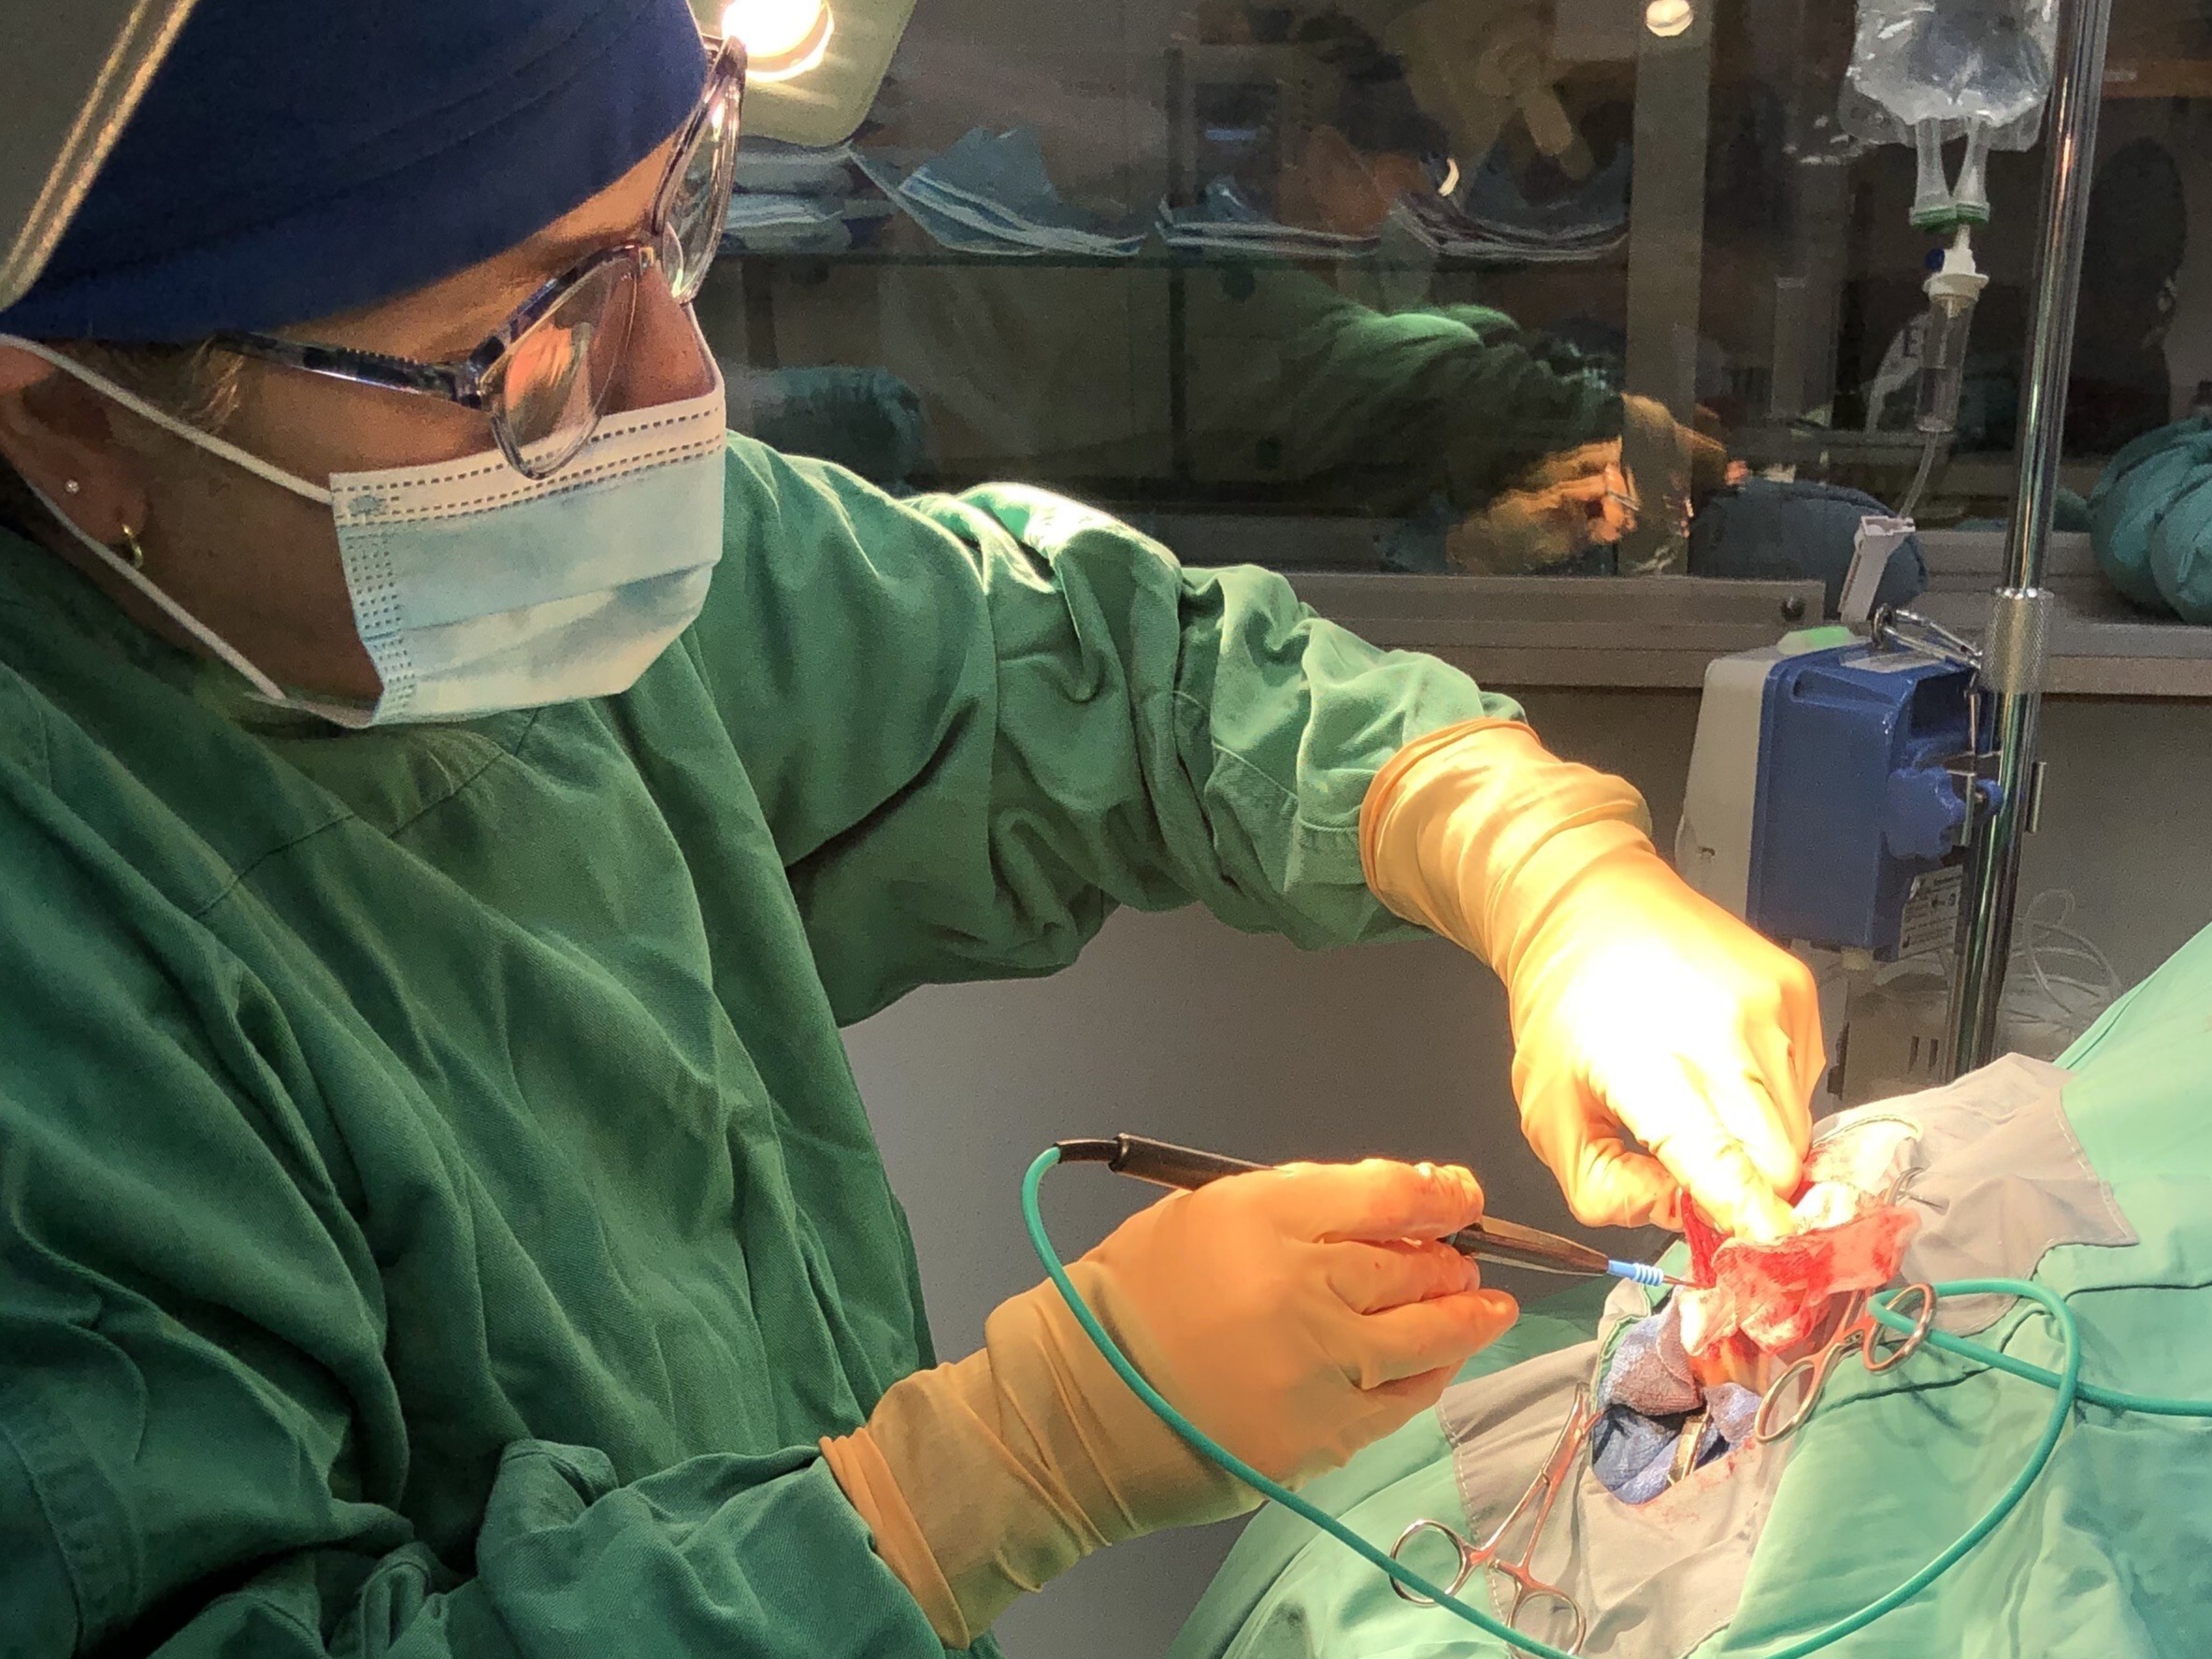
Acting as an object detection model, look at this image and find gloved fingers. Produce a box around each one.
[1548,1133,1680,1230]
[1261,1158,1487,1245]
[1545,470,1616,504]
[1626,1060,1803,1242]
[1680,1047,1809,1199]
[1334,1288,1521,1388]
[1516,1070,1678,1228]
[1779,964,1831,1105]
[1737,935,1827,1115]
[1319,1238,1480,1314]
[1744,1019,1818,1168]
[1594,461,1633,542]
[1358,1363,1460,1418]
[1374,1365,1458,1409]
[1308,1365,1467,1474]
[1520,471,1613,528]
[1521,440,1619,490]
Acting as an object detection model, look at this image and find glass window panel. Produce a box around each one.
[697,0,2212,584]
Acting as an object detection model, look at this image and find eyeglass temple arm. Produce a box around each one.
[211,331,474,404]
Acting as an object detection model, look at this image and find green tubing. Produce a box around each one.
[1020,1145,1582,1659]
[1768,1277,2080,1655]
[1021,1146,2156,1658]
[1868,1296,2212,1419]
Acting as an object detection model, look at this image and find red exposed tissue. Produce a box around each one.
[1678,1191,1920,1357]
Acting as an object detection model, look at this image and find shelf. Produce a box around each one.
[722,238,1626,275]
[1932,455,2111,502]
[1912,532,2212,699]
[1915,528,2103,591]
[1247,532,2212,701]
[1135,511,1396,570]
[1912,584,2212,700]
[1731,427,2112,503]
[1281,572,1825,690]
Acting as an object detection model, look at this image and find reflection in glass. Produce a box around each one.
[699,0,2212,611]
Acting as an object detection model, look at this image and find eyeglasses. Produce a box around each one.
[211,35,746,480]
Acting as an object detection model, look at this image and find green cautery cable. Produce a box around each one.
[1021,1146,2212,1659]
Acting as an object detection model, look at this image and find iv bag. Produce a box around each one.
[1842,0,2058,151]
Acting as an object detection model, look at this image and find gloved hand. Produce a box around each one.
[1447,415,1737,575]
[822,1160,1517,1647]
[1386,0,1586,179]
[1361,720,1821,1241]
[1446,441,1632,573]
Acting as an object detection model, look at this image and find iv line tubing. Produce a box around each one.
[1898,433,1942,521]
[1023,1146,2207,1657]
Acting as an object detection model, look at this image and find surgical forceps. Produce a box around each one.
[1753,1281,1938,1443]
[1388,1383,1597,1656]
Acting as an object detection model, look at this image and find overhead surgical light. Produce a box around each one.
[711,0,915,149]
[1644,0,1694,38]
[721,0,834,81]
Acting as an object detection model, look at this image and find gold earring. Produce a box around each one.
[118,526,146,570]
[63,479,80,496]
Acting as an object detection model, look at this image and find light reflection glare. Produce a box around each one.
[719,0,834,80]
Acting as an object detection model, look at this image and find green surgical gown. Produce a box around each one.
[0,439,1516,1657]
[858,262,1620,515]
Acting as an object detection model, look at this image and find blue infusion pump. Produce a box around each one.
[1676,638,1991,960]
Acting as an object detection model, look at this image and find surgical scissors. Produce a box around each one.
[1389,1383,1597,1656]
[1753,1281,1938,1443]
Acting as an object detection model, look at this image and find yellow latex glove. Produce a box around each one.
[822,1161,1517,1647]
[1386,0,1586,179]
[1361,721,1821,1240]
[1446,417,1734,575]
[1446,442,1633,573]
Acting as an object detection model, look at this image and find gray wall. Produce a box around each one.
[842,688,2212,1659]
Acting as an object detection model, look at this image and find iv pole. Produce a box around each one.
[1944,0,2115,1075]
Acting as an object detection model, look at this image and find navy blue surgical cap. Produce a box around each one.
[0,0,707,343]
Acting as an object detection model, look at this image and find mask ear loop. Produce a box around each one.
[0,335,334,506]
[19,476,291,705]
[2,334,350,711]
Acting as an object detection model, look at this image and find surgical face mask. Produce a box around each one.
[3,335,727,727]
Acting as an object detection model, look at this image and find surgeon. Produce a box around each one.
[0,2,1819,1654]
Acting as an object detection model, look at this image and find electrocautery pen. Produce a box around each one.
[1053,1132,1685,1290]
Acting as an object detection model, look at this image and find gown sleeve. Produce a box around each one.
[0,779,948,1659]
[1184,268,1626,518]
[692,440,1522,1024]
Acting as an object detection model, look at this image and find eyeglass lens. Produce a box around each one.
[495,256,642,477]
[662,79,740,303]
[493,50,740,476]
